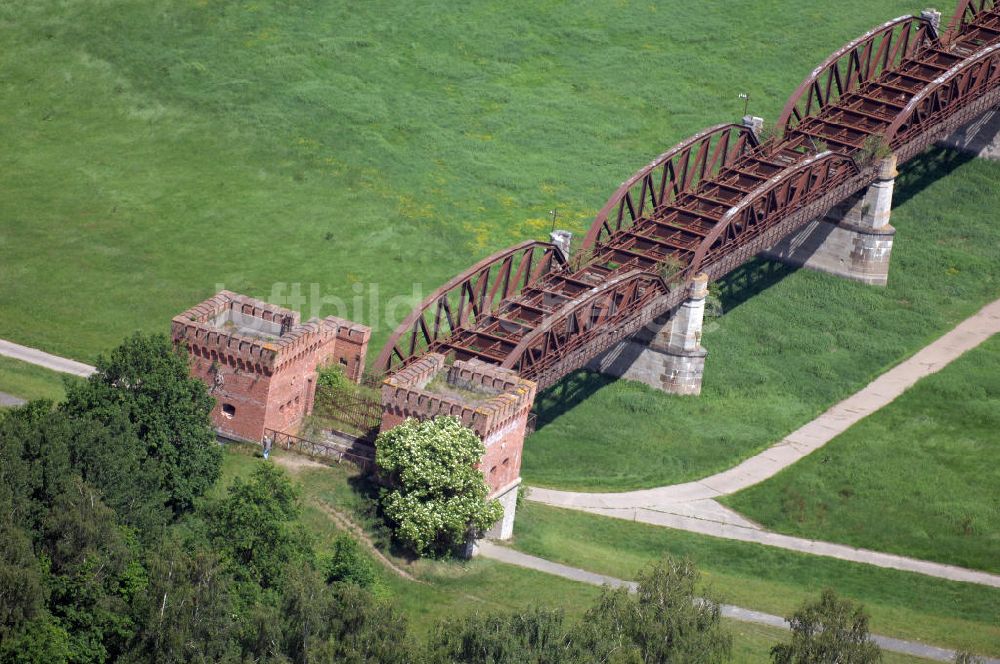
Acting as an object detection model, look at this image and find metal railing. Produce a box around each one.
[264,428,376,472]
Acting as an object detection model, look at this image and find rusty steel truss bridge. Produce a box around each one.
[375,1,1000,390]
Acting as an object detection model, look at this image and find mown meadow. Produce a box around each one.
[5,0,995,497]
[724,334,1000,575]
[2,0,917,360]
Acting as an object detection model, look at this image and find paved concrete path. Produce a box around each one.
[477,542,997,664]
[0,392,27,407]
[529,298,1000,587]
[0,339,96,377]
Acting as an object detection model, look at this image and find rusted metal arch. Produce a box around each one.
[581,123,759,251]
[777,15,939,133]
[373,240,567,373]
[886,42,1000,146]
[945,0,999,39]
[689,152,862,279]
[499,270,671,381]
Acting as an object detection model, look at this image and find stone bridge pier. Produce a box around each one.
[589,273,710,396]
[762,155,898,287]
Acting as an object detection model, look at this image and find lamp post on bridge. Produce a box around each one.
[739,92,750,117]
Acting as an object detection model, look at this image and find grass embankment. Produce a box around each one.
[220,445,976,661]
[524,148,1000,491]
[0,356,76,403]
[2,0,916,361]
[511,501,1000,657]
[724,334,1000,574]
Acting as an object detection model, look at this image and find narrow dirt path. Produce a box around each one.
[312,501,423,583]
[270,453,422,583]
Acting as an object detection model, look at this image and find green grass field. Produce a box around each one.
[4,1,995,492]
[2,0,918,361]
[511,501,1000,657]
[0,356,75,403]
[5,3,997,658]
[220,446,936,662]
[723,334,1000,574]
[523,148,1000,490]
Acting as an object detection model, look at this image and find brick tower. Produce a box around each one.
[380,354,536,540]
[172,291,370,442]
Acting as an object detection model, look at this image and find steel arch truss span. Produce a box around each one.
[946,0,1000,41]
[374,240,567,373]
[376,2,1000,389]
[887,42,1000,150]
[582,124,759,251]
[689,153,862,278]
[500,271,673,383]
[778,16,939,133]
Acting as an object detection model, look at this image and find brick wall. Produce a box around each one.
[173,291,371,442]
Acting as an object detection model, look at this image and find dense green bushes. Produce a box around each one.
[0,334,407,663]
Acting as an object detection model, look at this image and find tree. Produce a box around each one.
[209,462,312,589]
[426,608,572,664]
[425,556,730,664]
[375,416,503,556]
[573,557,731,664]
[279,564,412,664]
[771,589,882,664]
[326,535,376,588]
[42,478,144,664]
[125,540,242,664]
[63,332,221,514]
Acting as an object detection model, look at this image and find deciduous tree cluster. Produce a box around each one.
[0,333,914,664]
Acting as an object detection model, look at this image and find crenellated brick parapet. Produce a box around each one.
[326,316,371,382]
[380,354,537,541]
[381,355,535,441]
[172,291,370,442]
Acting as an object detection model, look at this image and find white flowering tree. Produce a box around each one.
[375,416,503,556]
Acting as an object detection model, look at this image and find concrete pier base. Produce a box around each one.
[484,479,520,540]
[763,155,897,287]
[590,274,710,396]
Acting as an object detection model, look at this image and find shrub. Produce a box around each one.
[317,362,351,392]
[326,534,376,588]
[860,135,893,165]
[657,255,685,283]
[771,589,881,664]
